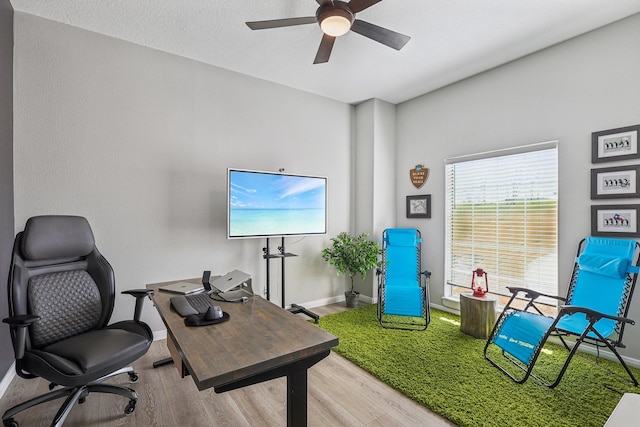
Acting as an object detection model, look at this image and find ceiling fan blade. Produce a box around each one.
[351,19,410,50]
[348,0,383,13]
[313,34,336,64]
[316,0,333,5]
[246,16,317,30]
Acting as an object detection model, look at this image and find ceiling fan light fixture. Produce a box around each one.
[248,0,410,64]
[318,6,354,37]
[320,15,351,37]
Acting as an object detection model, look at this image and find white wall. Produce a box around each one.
[13,13,353,333]
[353,99,396,297]
[396,13,640,359]
[0,0,15,376]
[371,100,397,239]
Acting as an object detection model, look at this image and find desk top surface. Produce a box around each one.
[147,278,339,391]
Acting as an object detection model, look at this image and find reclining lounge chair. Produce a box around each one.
[484,236,639,388]
[377,228,430,331]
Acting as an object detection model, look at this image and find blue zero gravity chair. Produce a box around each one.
[377,228,431,331]
[484,237,640,388]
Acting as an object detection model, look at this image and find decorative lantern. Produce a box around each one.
[471,268,489,297]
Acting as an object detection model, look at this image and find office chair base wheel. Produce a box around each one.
[128,372,139,383]
[124,400,136,415]
[3,418,18,427]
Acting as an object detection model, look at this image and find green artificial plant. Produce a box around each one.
[321,232,382,294]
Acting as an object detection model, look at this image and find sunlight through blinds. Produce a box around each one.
[445,142,558,301]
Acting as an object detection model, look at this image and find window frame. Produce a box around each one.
[444,141,559,305]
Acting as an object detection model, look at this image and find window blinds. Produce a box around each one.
[445,143,558,300]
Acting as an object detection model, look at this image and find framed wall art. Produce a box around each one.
[591,204,640,237]
[406,195,431,218]
[591,165,640,199]
[592,124,640,163]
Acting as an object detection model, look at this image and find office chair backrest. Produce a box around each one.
[9,216,115,350]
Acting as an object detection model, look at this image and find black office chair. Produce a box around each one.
[2,215,154,427]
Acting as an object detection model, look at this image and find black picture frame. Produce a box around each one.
[591,165,640,199]
[406,195,431,218]
[591,204,640,237]
[592,124,640,163]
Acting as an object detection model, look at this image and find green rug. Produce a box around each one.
[316,305,640,427]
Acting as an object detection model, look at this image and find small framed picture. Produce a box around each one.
[592,124,640,163]
[406,195,431,218]
[591,165,640,199]
[591,204,640,237]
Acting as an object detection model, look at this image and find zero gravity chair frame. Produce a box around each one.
[484,237,640,388]
[377,228,431,331]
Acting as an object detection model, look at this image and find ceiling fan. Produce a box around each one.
[246,0,411,64]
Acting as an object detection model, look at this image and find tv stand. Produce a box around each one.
[263,238,319,323]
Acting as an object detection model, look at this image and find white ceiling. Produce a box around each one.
[9,0,640,105]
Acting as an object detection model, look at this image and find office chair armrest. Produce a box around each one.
[507,287,566,302]
[3,315,40,360]
[122,289,153,298]
[3,314,40,326]
[559,305,635,325]
[122,289,154,322]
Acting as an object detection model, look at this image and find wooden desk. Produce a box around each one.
[147,279,338,427]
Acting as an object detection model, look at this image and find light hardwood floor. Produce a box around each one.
[0,303,454,426]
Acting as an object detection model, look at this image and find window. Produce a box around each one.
[445,142,558,305]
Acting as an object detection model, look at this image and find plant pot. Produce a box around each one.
[345,291,360,308]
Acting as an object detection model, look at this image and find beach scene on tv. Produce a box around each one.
[228,170,327,238]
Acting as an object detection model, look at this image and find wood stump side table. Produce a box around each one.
[459,292,498,339]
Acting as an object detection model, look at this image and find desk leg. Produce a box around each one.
[215,350,331,427]
[287,367,308,427]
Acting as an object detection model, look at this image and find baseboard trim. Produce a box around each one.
[288,293,377,309]
[290,294,346,309]
[152,329,167,341]
[441,296,461,311]
[0,363,15,400]
[430,302,461,316]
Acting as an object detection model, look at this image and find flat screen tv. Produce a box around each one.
[227,168,328,239]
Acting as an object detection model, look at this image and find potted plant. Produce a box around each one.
[321,232,382,308]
